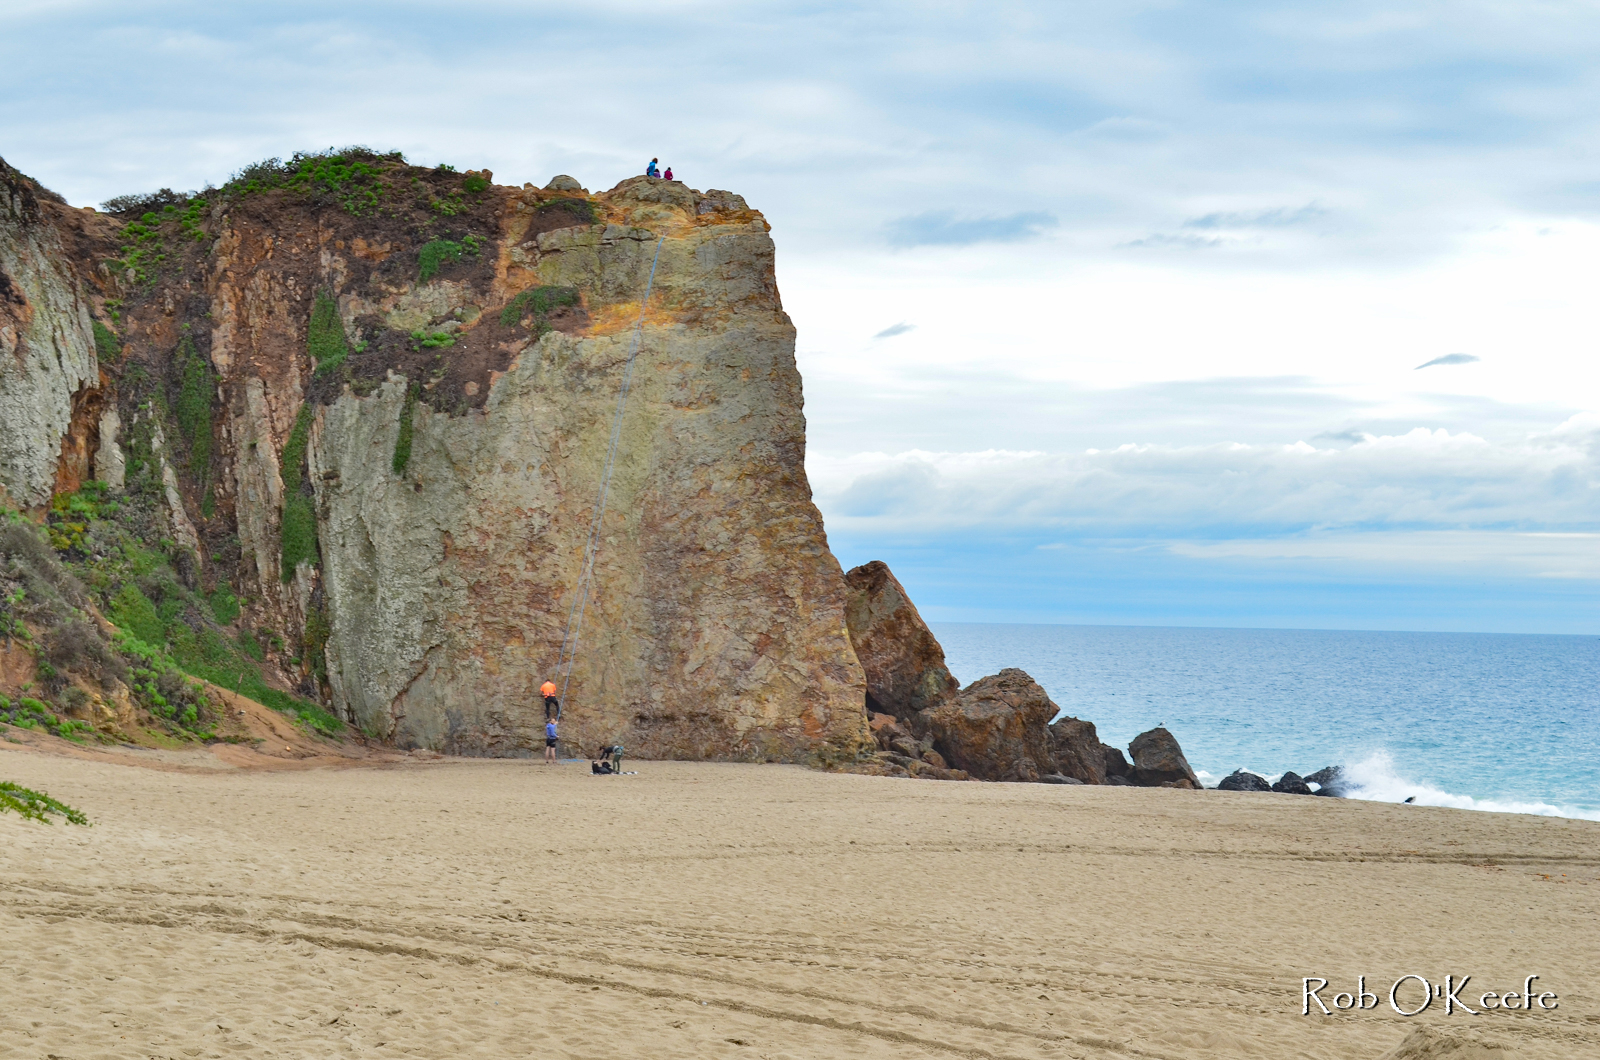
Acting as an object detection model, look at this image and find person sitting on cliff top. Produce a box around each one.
[663,166,673,181]
[646,158,660,178]
[540,679,559,721]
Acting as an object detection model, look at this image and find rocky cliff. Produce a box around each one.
[0,152,868,761]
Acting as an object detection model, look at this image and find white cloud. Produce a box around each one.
[810,417,1600,540]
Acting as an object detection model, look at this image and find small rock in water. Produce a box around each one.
[1271,771,1314,795]
[1217,769,1272,792]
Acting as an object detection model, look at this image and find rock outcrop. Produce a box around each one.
[1049,715,1117,785]
[1217,769,1272,792]
[1271,770,1313,795]
[918,668,1059,782]
[1304,764,1347,796]
[1127,727,1201,789]
[0,152,869,761]
[0,159,101,510]
[842,560,958,722]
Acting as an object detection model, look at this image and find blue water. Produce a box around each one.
[931,623,1600,819]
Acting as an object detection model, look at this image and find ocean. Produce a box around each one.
[931,623,1600,820]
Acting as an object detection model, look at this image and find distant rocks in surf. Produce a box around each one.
[1304,765,1348,795]
[839,559,1205,789]
[1218,769,1272,792]
[1217,765,1348,797]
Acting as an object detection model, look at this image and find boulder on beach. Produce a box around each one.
[1103,745,1132,781]
[1048,715,1115,784]
[1127,727,1201,789]
[1040,774,1085,785]
[918,668,1059,782]
[843,561,960,723]
[1217,769,1272,792]
[1271,770,1314,795]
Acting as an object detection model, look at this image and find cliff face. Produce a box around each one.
[0,152,869,761]
[0,163,100,509]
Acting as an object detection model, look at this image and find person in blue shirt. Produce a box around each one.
[544,718,559,764]
[646,157,660,178]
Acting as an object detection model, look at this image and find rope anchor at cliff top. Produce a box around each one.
[552,235,666,704]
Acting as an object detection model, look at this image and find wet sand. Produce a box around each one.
[2,742,1596,1059]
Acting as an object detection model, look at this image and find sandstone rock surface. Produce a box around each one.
[1048,715,1114,785]
[1128,727,1201,789]
[842,559,958,722]
[0,158,100,509]
[919,668,1058,782]
[307,182,868,759]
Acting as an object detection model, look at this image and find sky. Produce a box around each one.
[4,1,1600,632]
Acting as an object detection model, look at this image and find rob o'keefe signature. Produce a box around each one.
[1302,975,1558,1016]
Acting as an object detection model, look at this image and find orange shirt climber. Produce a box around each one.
[541,680,560,722]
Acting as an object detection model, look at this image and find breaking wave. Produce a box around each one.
[1202,753,1600,821]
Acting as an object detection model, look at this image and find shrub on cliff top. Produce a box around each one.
[221,147,402,214]
[101,188,186,216]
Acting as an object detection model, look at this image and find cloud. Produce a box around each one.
[1119,233,1224,250]
[873,322,915,339]
[884,210,1057,248]
[810,417,1600,539]
[1313,429,1374,444]
[1182,204,1327,230]
[1415,353,1480,369]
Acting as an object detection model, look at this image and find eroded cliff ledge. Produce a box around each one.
[0,152,869,760]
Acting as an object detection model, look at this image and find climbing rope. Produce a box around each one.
[553,236,667,704]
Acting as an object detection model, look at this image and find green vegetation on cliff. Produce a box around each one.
[221,149,397,216]
[4,486,341,746]
[392,383,419,476]
[92,321,122,363]
[536,197,597,227]
[500,285,580,331]
[279,403,319,581]
[308,291,351,376]
[174,334,215,488]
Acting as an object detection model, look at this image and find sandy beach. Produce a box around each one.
[2,742,1596,1060]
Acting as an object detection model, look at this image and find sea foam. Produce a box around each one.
[1339,752,1600,821]
[1203,753,1600,821]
